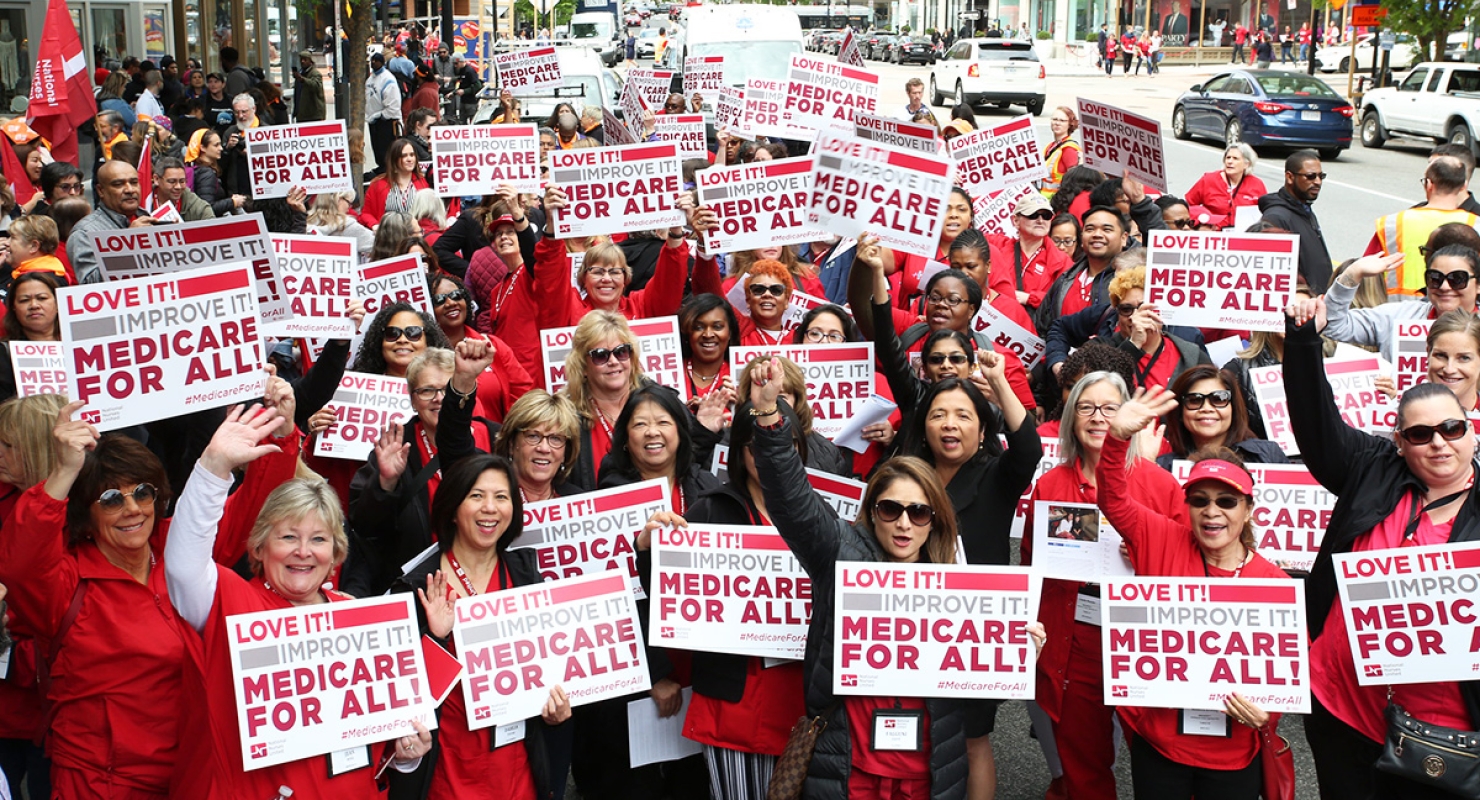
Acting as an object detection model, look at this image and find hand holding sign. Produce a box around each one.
[543,186,569,235]
[393,720,433,765]
[1224,692,1270,730]
[262,365,297,437]
[1110,386,1179,440]
[50,400,99,484]
[543,685,573,725]
[749,357,784,412]
[346,299,367,336]
[637,511,689,551]
[686,203,719,238]
[198,404,285,480]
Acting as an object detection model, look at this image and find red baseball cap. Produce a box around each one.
[1183,459,1254,496]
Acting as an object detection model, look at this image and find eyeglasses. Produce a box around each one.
[1294,171,1327,181]
[749,283,787,297]
[586,266,625,279]
[520,430,569,448]
[664,103,686,112]
[97,483,158,512]
[1397,418,1470,445]
[1074,402,1121,418]
[1116,302,1143,317]
[57,181,84,194]
[926,352,970,366]
[383,325,425,342]
[873,499,935,526]
[1018,210,1054,222]
[433,288,468,306]
[804,328,847,343]
[588,343,634,364]
[1187,494,1243,509]
[1181,390,1233,409]
[1051,236,1078,248]
[412,385,447,400]
[1425,269,1473,291]
[927,293,965,308]
[1166,218,1195,229]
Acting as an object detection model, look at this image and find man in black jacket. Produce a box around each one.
[1256,149,1332,292]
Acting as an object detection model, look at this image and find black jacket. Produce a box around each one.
[192,163,236,217]
[1034,197,1164,336]
[1154,437,1290,471]
[1285,317,1480,725]
[947,416,1043,566]
[1223,348,1281,440]
[1046,302,1210,377]
[1258,188,1332,293]
[754,414,969,800]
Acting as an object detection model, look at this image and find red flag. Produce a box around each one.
[138,136,153,211]
[26,0,94,166]
[0,139,38,206]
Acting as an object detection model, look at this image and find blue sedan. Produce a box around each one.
[1171,70,1354,159]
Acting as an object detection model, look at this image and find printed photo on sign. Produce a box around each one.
[494,47,563,94]
[549,143,685,239]
[1075,99,1166,192]
[267,234,357,338]
[1100,577,1309,713]
[808,129,955,259]
[245,120,353,199]
[9,341,68,397]
[1010,442,1061,539]
[1171,461,1334,573]
[853,113,940,155]
[947,116,1046,198]
[1031,501,1133,582]
[696,157,821,255]
[541,317,686,401]
[729,343,875,439]
[508,479,672,597]
[1146,231,1299,332]
[431,125,542,196]
[313,371,415,461]
[832,562,1042,699]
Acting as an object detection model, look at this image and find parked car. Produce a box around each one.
[636,27,661,58]
[930,39,1045,114]
[1313,32,1418,74]
[893,35,936,64]
[1171,69,1354,159]
[1360,62,1480,153]
[866,34,897,60]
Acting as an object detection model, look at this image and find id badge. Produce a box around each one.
[327,744,372,776]
[762,657,795,669]
[0,644,11,681]
[870,708,925,752]
[1179,708,1232,738]
[1074,593,1101,626]
[494,720,527,748]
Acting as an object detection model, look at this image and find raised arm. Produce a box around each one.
[1096,387,1190,575]
[536,187,586,330]
[1321,253,1405,354]
[440,337,499,469]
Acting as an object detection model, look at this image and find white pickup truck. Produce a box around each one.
[1359,62,1480,154]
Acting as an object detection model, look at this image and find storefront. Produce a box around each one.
[1049,0,1330,47]
[177,0,300,89]
[0,0,176,113]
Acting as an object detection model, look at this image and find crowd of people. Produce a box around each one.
[0,44,1473,800]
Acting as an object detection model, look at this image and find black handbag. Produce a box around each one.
[1375,700,1480,795]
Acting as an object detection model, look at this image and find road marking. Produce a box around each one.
[1166,139,1419,205]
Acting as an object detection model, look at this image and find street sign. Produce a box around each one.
[1379,31,1396,50]
[1350,5,1387,27]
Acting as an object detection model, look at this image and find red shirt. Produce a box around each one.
[1133,337,1181,390]
[845,697,931,778]
[1059,268,1098,319]
[985,234,1073,311]
[535,235,690,331]
[684,659,806,756]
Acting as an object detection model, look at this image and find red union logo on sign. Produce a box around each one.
[251,743,268,759]
[80,410,101,424]
[1112,685,1129,698]
[661,627,674,637]
[840,674,858,687]
[475,707,491,720]
[1364,665,1384,678]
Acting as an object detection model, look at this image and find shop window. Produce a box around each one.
[0,8,28,110]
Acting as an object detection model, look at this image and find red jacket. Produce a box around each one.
[985,234,1073,311]
[359,175,431,228]
[404,81,441,118]
[1181,169,1268,220]
[534,234,689,331]
[467,328,536,421]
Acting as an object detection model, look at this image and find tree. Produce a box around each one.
[1381,0,1480,63]
[291,1,373,161]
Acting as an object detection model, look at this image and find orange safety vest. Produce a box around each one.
[1377,207,1480,296]
[1041,137,1081,198]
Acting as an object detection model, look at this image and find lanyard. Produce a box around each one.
[593,404,615,440]
[491,265,523,323]
[1404,486,1470,541]
[674,484,685,516]
[1013,245,1026,293]
[446,550,509,596]
[1133,337,1167,387]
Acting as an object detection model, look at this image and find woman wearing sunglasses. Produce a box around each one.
[428,271,533,423]
[1284,297,1480,800]
[1093,384,1291,799]
[1155,365,1289,470]
[982,193,1072,316]
[552,311,650,491]
[731,260,797,347]
[1323,244,1478,364]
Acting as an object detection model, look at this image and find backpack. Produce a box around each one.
[231,64,258,90]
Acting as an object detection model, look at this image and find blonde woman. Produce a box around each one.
[558,311,649,490]
[306,190,376,257]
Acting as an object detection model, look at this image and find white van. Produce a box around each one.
[670,5,805,87]
[479,44,625,124]
[568,11,623,66]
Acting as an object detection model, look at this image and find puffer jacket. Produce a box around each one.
[754,412,969,800]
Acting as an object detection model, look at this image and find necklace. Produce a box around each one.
[1203,547,1252,579]
[688,367,717,384]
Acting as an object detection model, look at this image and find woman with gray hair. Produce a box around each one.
[1182,142,1266,220]
[306,190,376,257]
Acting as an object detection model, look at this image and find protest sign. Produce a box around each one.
[853,112,940,155]
[1335,541,1480,685]
[837,29,866,67]
[627,68,679,109]
[1253,355,1396,455]
[227,594,434,769]
[1031,501,1133,581]
[628,688,701,767]
[696,157,821,254]
[61,262,265,431]
[431,124,541,196]
[357,253,431,317]
[715,86,749,139]
[1145,231,1299,332]
[150,200,182,224]
[602,107,636,146]
[782,54,881,134]
[742,78,812,141]
[1171,461,1334,573]
[1076,99,1166,192]
[729,343,875,438]
[508,480,671,597]
[245,120,353,199]
[549,143,684,239]
[1010,441,1061,539]
[541,317,685,401]
[8,341,67,397]
[453,570,650,729]
[1393,319,1432,393]
[1101,577,1309,712]
[808,469,865,522]
[267,234,357,338]
[312,371,415,461]
[972,302,1045,370]
[650,525,811,659]
[833,562,1041,698]
[651,114,708,161]
[684,55,726,107]
[618,80,649,142]
[972,184,1040,237]
[808,129,954,259]
[832,395,899,455]
[493,47,563,93]
[947,116,1045,198]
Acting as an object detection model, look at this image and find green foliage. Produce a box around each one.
[1381,0,1480,61]
[1036,29,1053,39]
[514,0,578,28]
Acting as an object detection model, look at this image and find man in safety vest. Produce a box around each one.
[1372,156,1480,298]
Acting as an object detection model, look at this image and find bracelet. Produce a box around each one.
[543,229,558,239]
[668,231,686,240]
[512,216,526,224]
[749,406,778,417]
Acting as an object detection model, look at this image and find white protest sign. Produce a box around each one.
[494,47,563,93]
[60,263,265,431]
[808,469,865,522]
[1171,461,1334,573]
[782,54,881,134]
[833,562,1041,699]
[1146,231,1300,332]
[973,184,1040,237]
[312,371,414,461]
[809,129,954,259]
[357,253,431,318]
[549,143,684,239]
[1010,440,1061,539]
[1393,319,1432,393]
[266,234,357,339]
[715,86,749,139]
[628,687,702,767]
[1253,355,1396,455]
[742,77,814,141]
[696,157,821,254]
[150,200,182,224]
[540,316,685,401]
[832,394,899,455]
[245,120,353,199]
[1335,542,1480,685]
[684,55,726,107]
[509,480,671,597]
[837,29,866,67]
[650,525,811,659]
[854,112,940,155]
[227,594,434,770]
[431,124,541,196]
[603,107,637,146]
[619,80,649,142]
[8,341,68,397]
[729,343,875,439]
[948,116,1045,198]
[1101,577,1309,712]
[1076,99,1166,192]
[1031,501,1133,581]
[628,68,679,109]
[972,302,1045,370]
[453,570,650,729]
[651,114,708,161]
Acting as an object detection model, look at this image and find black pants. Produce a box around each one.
[368,117,399,176]
[1129,733,1261,800]
[1232,43,1244,62]
[1306,697,1472,800]
[570,698,710,800]
[0,737,49,800]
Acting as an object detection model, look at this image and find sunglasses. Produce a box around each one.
[926,352,970,366]
[749,283,787,297]
[383,325,425,342]
[1425,269,1473,292]
[1018,209,1054,222]
[1294,171,1327,181]
[588,343,634,365]
[874,499,935,526]
[1398,418,1469,445]
[1116,302,1143,317]
[1187,494,1243,509]
[1166,218,1195,229]
[97,483,158,511]
[1181,390,1233,409]
[433,288,468,306]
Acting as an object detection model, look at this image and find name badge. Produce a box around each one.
[0,644,11,681]
[327,744,372,776]
[1179,708,1232,738]
[762,657,795,669]
[1074,593,1101,626]
[494,720,526,748]
[870,708,925,752]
